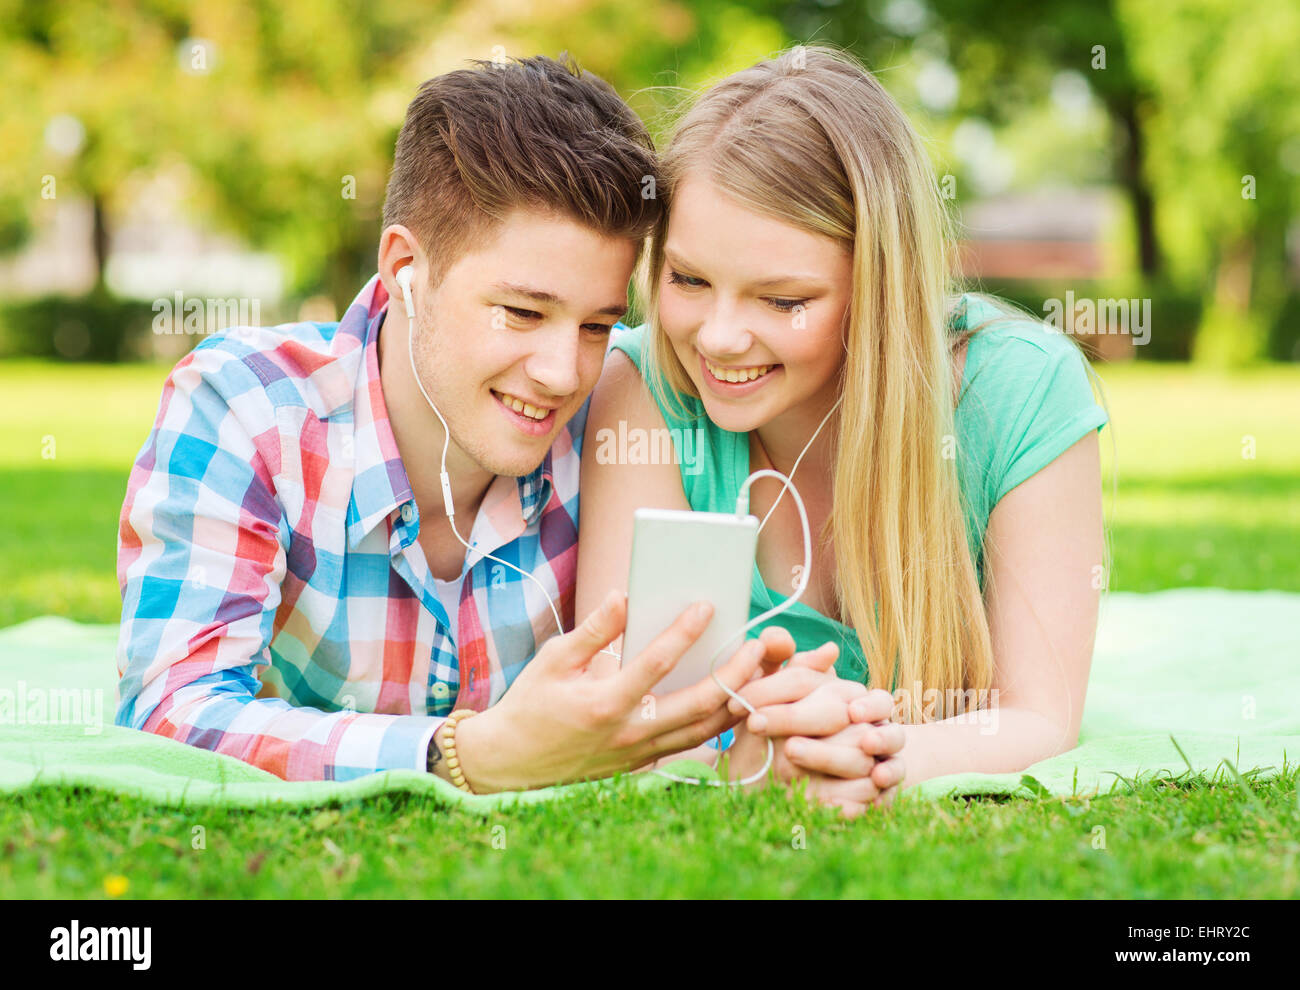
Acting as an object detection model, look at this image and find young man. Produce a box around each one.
[115,55,778,788]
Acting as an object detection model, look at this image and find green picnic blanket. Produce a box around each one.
[0,588,1294,812]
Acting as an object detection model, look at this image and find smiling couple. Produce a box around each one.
[116,45,1107,818]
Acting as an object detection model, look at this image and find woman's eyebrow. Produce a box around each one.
[664,248,823,290]
[749,274,826,290]
[663,248,696,271]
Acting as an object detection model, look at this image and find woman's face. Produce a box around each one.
[657,171,853,434]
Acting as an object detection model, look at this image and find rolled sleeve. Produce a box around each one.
[116,347,445,781]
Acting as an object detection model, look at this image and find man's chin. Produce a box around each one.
[485,453,548,479]
[477,430,559,479]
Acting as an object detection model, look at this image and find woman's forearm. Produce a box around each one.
[899,707,1076,787]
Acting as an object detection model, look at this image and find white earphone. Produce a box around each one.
[394,264,416,319]
[394,264,566,634]
[393,262,838,788]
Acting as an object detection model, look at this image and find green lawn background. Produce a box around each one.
[0,357,1297,898]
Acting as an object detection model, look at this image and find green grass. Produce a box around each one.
[1093,363,1300,591]
[4,768,1297,899]
[0,360,172,629]
[1,357,1298,898]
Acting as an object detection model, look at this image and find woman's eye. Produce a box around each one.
[667,270,707,289]
[766,298,810,314]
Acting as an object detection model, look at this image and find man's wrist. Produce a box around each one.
[426,721,455,783]
[436,708,506,794]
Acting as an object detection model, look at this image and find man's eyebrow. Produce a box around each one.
[492,282,561,305]
[664,249,823,291]
[491,282,626,317]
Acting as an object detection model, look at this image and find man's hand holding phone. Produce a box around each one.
[448,590,780,793]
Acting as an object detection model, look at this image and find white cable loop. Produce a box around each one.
[649,467,812,787]
[650,394,841,787]
[407,289,834,790]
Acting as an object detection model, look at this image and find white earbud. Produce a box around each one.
[394,265,416,319]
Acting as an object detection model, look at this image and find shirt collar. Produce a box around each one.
[342,275,556,550]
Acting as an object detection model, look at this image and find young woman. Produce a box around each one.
[576,45,1109,817]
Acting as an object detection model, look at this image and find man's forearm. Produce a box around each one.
[899,707,1074,786]
[123,665,444,781]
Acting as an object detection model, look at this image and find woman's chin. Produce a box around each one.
[699,397,771,434]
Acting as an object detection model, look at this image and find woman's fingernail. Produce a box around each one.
[750,714,767,732]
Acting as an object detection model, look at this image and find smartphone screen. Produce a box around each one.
[622,508,759,695]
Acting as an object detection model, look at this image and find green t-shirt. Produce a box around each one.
[607,293,1108,684]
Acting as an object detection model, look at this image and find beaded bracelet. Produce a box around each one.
[441,708,479,793]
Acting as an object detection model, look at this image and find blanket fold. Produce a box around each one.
[1,589,1294,811]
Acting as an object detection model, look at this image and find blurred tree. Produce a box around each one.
[1,0,184,285]
[761,0,1165,277]
[1120,0,1300,365]
[1,0,451,309]
[756,0,1297,362]
[7,0,1290,363]
[1,0,787,313]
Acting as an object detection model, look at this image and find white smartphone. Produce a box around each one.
[622,507,759,695]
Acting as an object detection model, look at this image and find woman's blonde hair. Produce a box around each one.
[641,44,1001,721]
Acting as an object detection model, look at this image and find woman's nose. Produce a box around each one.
[695,300,755,359]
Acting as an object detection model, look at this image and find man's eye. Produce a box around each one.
[767,298,810,314]
[504,306,542,320]
[667,270,707,289]
[582,324,614,336]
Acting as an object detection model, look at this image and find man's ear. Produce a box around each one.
[378,225,424,307]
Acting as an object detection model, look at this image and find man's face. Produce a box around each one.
[407,209,638,479]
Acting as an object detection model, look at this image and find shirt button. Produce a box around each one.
[400,503,414,523]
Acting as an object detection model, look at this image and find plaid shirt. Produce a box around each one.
[115,275,583,781]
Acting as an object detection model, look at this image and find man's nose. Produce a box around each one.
[523,324,582,398]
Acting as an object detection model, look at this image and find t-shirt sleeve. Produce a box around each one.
[607,322,645,369]
[607,323,700,433]
[988,331,1109,503]
[605,323,739,516]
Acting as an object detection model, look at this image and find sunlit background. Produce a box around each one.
[3,0,1298,362]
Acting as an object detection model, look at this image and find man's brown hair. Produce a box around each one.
[383,53,661,284]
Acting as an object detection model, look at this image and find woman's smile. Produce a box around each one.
[697,351,782,397]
